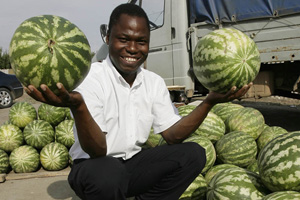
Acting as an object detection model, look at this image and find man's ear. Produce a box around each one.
[105,33,109,45]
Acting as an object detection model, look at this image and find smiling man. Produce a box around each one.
[25,3,252,200]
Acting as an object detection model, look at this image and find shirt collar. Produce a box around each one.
[106,55,144,89]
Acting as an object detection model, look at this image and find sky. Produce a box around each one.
[0,0,127,53]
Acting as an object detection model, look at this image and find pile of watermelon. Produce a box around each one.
[0,101,74,174]
[144,102,300,199]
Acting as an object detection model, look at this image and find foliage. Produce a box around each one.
[0,47,11,69]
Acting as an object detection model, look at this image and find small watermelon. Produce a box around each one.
[55,120,75,149]
[38,103,66,126]
[207,168,270,200]
[143,128,162,149]
[258,131,300,192]
[215,130,257,167]
[0,149,10,173]
[225,107,265,139]
[9,102,37,129]
[210,102,244,122]
[204,163,240,184]
[9,15,91,95]
[247,159,259,174]
[178,104,197,117]
[0,124,24,152]
[40,142,69,171]
[257,126,288,152]
[23,120,55,150]
[183,135,216,173]
[262,191,300,200]
[180,173,207,200]
[9,145,40,173]
[193,112,225,143]
[193,28,260,93]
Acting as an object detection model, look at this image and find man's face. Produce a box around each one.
[106,14,150,76]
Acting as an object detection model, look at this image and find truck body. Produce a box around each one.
[95,0,300,100]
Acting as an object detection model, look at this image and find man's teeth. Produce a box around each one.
[125,57,137,62]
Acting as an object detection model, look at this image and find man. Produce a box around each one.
[26,3,251,200]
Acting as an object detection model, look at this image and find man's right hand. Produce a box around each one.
[25,83,83,109]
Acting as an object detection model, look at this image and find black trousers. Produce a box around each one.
[68,142,206,200]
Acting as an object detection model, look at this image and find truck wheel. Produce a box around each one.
[0,88,13,108]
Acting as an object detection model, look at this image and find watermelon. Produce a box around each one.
[257,126,288,152]
[9,15,91,95]
[183,135,216,173]
[210,102,244,122]
[9,145,40,173]
[9,102,37,129]
[262,191,300,200]
[225,107,265,139]
[247,159,259,174]
[178,104,197,117]
[40,142,69,171]
[193,28,260,93]
[0,149,10,173]
[143,128,162,149]
[55,120,75,148]
[23,120,55,150]
[180,173,207,200]
[0,124,24,152]
[193,112,225,143]
[257,131,300,192]
[215,130,257,167]
[207,168,270,200]
[38,103,66,126]
[204,163,240,184]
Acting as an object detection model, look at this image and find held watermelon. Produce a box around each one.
[9,15,91,95]
[193,28,260,93]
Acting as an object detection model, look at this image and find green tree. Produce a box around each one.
[0,47,11,69]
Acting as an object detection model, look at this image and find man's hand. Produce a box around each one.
[204,83,253,106]
[25,83,83,109]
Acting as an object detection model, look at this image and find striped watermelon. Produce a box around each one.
[9,15,91,95]
[0,124,24,152]
[204,163,240,184]
[9,145,40,173]
[207,168,270,200]
[257,126,288,152]
[38,103,66,126]
[247,159,259,174]
[262,191,300,200]
[183,135,216,173]
[143,128,162,149]
[40,142,69,171]
[0,149,10,173]
[215,130,257,167]
[178,104,197,117]
[210,102,244,122]
[55,120,75,148]
[23,120,55,150]
[257,131,300,192]
[9,102,37,129]
[193,112,225,143]
[180,173,207,200]
[193,28,260,93]
[225,107,265,139]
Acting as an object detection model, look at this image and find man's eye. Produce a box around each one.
[119,38,127,42]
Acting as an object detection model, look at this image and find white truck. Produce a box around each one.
[95,0,300,102]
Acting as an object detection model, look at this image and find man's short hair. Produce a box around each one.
[107,3,150,34]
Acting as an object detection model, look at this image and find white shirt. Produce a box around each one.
[69,56,181,160]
